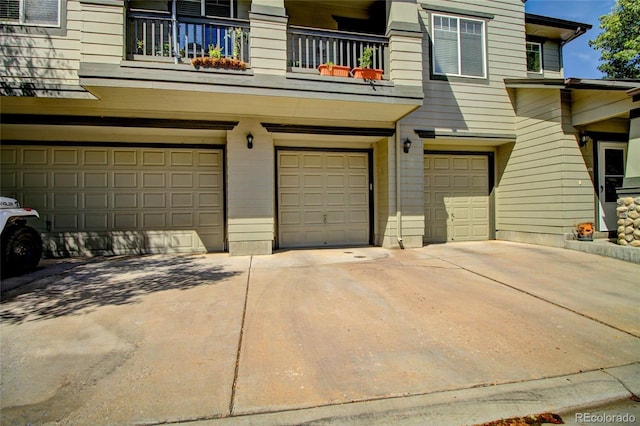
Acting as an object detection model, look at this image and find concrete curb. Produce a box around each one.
[182,364,638,425]
[564,239,640,264]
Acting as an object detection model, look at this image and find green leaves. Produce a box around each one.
[588,0,640,78]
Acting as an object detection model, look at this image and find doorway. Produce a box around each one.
[598,142,627,232]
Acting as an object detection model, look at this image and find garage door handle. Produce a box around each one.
[323,214,327,224]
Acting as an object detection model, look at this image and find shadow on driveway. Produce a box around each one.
[0,255,240,324]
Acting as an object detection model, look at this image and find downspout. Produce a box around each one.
[171,0,179,64]
[395,122,404,249]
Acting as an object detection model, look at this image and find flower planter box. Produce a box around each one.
[318,64,351,77]
[352,67,383,80]
[191,57,247,70]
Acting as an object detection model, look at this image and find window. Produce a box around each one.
[432,14,486,78]
[0,0,60,26]
[526,42,542,73]
[176,0,233,18]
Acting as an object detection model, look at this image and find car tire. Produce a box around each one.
[1,226,43,276]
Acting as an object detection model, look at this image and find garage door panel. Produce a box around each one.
[114,213,137,229]
[425,154,490,243]
[143,193,166,208]
[326,192,345,205]
[281,211,300,225]
[114,150,137,166]
[200,151,221,167]
[349,155,367,168]
[114,193,137,208]
[326,155,345,168]
[53,149,78,165]
[85,213,108,229]
[23,148,47,165]
[171,193,193,207]
[304,192,324,206]
[143,213,166,228]
[171,173,193,188]
[197,173,219,188]
[304,174,323,187]
[142,151,165,166]
[142,173,165,188]
[278,151,369,248]
[84,150,108,165]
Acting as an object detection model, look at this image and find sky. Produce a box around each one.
[524,0,617,79]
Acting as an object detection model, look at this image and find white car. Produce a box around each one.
[0,196,42,276]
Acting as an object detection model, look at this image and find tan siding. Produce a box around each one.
[404,0,526,136]
[81,2,124,64]
[496,88,595,236]
[249,18,287,75]
[0,1,82,86]
[226,128,275,245]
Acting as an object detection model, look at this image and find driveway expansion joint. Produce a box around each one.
[229,255,253,416]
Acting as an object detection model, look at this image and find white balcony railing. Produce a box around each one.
[127,10,250,63]
[288,26,388,75]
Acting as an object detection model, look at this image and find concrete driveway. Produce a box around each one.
[1,241,639,425]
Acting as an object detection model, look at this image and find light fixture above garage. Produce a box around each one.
[403,138,412,153]
[247,133,254,149]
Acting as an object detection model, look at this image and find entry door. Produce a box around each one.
[278,151,370,248]
[598,142,627,231]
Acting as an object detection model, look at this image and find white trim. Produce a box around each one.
[0,0,61,27]
[431,13,487,79]
[526,41,543,74]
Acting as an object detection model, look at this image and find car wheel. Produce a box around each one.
[2,226,43,276]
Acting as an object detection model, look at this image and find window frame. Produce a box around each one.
[0,0,61,28]
[431,13,487,80]
[526,41,543,74]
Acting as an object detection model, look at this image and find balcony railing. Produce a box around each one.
[288,26,388,75]
[127,10,250,63]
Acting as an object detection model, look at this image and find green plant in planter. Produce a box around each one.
[208,44,222,59]
[136,39,144,54]
[358,47,374,69]
[225,27,247,60]
[325,61,334,69]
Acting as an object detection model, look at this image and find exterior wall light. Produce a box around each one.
[247,133,254,149]
[403,138,412,153]
[579,134,592,147]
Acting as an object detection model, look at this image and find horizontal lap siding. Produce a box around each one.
[0,1,82,86]
[496,89,595,235]
[402,0,526,135]
[0,0,124,87]
[81,3,124,64]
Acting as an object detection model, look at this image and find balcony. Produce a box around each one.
[76,2,423,125]
[127,10,250,64]
[288,26,388,78]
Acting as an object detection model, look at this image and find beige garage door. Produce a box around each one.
[0,145,224,253]
[424,154,489,242]
[278,150,370,248]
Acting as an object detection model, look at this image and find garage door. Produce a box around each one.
[278,150,370,248]
[0,145,224,253]
[424,154,489,242]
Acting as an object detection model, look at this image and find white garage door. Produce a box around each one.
[278,150,370,248]
[424,154,489,242]
[0,145,225,253]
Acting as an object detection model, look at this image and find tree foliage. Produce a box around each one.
[588,0,640,79]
